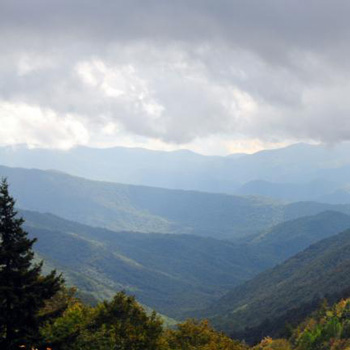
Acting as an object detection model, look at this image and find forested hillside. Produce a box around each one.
[22,209,350,319]
[2,163,350,347]
[22,210,268,317]
[206,228,350,337]
[246,211,350,264]
[2,165,350,240]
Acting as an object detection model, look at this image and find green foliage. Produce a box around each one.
[207,228,350,339]
[39,286,79,323]
[41,291,164,350]
[163,319,248,350]
[36,292,350,350]
[0,179,63,349]
[291,299,350,350]
[41,301,101,349]
[253,337,292,350]
[93,292,164,350]
[39,292,254,350]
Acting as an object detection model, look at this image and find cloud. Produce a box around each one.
[1,0,350,153]
[0,101,89,149]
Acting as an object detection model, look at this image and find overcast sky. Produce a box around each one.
[1,0,350,154]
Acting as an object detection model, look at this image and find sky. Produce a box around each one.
[1,0,350,155]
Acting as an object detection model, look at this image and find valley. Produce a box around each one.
[1,144,350,346]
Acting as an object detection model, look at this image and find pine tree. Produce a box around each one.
[0,178,63,349]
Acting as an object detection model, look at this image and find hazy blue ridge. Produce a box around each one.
[2,164,350,241]
[1,143,350,202]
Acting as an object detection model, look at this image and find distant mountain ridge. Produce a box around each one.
[2,164,350,240]
[1,143,350,202]
[0,164,282,238]
[0,145,240,193]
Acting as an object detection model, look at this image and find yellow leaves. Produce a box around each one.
[253,337,292,350]
[327,311,335,318]
[40,299,94,348]
[40,291,165,350]
[164,319,248,350]
[289,297,350,350]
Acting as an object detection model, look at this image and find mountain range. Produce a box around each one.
[2,145,350,340]
[2,164,350,241]
[19,207,350,319]
[22,209,265,318]
[1,143,350,202]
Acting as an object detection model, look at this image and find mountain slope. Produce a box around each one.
[206,228,350,335]
[235,179,339,202]
[248,211,350,264]
[2,165,350,240]
[0,165,284,239]
[24,209,350,319]
[21,210,267,318]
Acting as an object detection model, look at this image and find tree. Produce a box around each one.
[164,319,248,350]
[0,178,63,349]
[90,292,164,350]
[253,337,292,350]
[41,291,164,350]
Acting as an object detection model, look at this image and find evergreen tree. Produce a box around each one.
[0,178,63,349]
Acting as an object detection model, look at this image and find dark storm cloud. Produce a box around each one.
[1,0,350,149]
[2,0,349,58]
